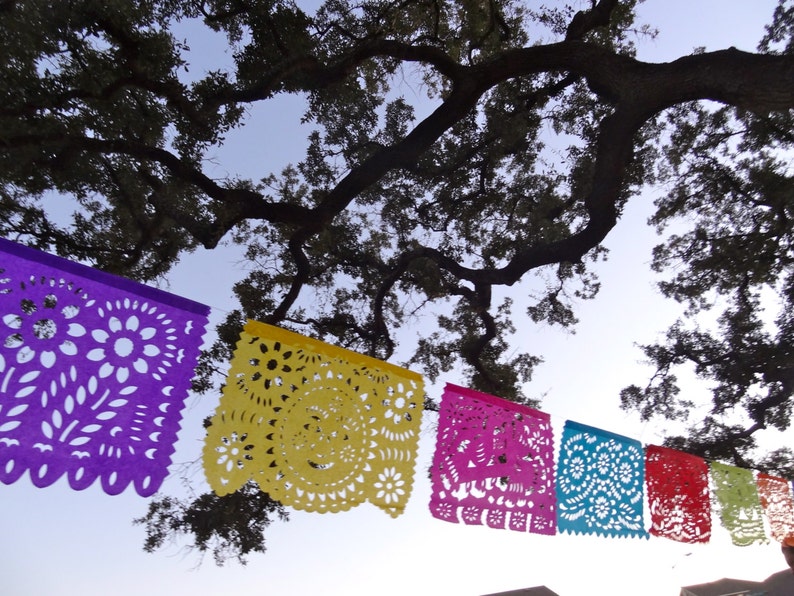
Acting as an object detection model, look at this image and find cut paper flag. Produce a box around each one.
[645,445,711,543]
[0,238,209,496]
[556,420,647,539]
[710,462,767,546]
[756,473,794,543]
[429,383,556,534]
[202,320,423,518]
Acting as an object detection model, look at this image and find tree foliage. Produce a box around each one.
[133,481,288,565]
[3,0,794,562]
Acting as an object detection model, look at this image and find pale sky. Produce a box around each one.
[2,2,792,595]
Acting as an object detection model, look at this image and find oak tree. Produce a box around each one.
[3,0,794,562]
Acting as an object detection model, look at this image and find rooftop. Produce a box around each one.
[680,569,794,596]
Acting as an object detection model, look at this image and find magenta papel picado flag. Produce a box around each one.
[429,383,556,534]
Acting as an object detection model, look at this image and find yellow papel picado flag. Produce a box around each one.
[202,320,423,518]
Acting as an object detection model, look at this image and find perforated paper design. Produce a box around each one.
[429,383,556,534]
[756,473,794,543]
[556,420,647,538]
[202,320,423,517]
[645,445,711,543]
[710,462,766,546]
[0,238,209,495]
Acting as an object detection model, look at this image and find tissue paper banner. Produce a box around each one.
[645,445,711,543]
[556,420,647,538]
[756,473,794,543]
[429,383,556,534]
[710,462,766,546]
[202,320,423,518]
[0,238,209,495]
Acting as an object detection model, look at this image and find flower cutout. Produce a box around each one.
[557,451,588,497]
[569,454,587,479]
[2,281,84,368]
[216,431,255,473]
[594,447,613,476]
[236,339,306,399]
[87,301,162,383]
[616,456,638,486]
[431,500,456,521]
[461,505,482,524]
[373,466,406,505]
[378,381,420,442]
[383,394,410,425]
[486,508,507,528]
[592,493,612,520]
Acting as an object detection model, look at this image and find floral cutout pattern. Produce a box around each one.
[710,462,767,546]
[202,320,423,518]
[556,420,647,539]
[757,473,794,543]
[429,383,556,534]
[645,445,711,543]
[0,238,209,496]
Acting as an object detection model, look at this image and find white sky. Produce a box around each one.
[2,1,793,595]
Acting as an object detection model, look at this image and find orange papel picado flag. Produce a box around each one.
[756,473,794,543]
[202,320,423,518]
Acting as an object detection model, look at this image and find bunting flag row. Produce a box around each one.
[428,383,794,545]
[0,238,210,496]
[1,238,794,547]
